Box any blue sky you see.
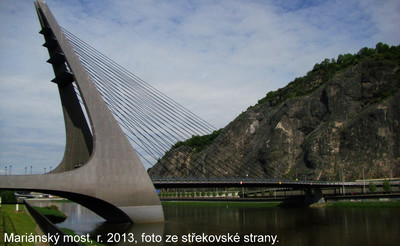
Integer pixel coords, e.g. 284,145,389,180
0,0,399,174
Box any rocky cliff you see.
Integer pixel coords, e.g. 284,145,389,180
149,44,400,181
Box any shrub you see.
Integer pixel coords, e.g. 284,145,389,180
33,206,67,224
383,180,391,193
170,129,223,153
369,182,377,193
0,190,17,203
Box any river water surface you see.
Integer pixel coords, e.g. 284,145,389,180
29,200,399,245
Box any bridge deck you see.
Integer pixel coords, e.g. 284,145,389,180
150,178,384,189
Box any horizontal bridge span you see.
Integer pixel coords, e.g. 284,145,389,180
151,178,374,189
0,186,131,223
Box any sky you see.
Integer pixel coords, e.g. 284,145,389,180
0,0,399,174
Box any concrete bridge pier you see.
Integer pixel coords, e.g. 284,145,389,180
0,160,164,224
304,188,325,206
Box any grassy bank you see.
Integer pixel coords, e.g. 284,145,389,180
33,205,67,223
0,204,45,246
162,200,281,207
326,201,400,208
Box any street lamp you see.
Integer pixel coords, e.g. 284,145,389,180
30,166,32,175
342,168,346,196
362,167,366,194
9,165,12,175
4,166,7,175
243,173,248,198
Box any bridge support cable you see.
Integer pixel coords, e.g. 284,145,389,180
74,47,210,146
63,28,214,136
62,29,230,177
80,53,203,162
68,35,215,136
75,48,199,149
67,40,174,169
82,64,179,152
78,62,175,155
62,29,218,160
62,28,268,179
147,125,267,178
70,44,185,148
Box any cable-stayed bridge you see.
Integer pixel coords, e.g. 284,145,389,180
0,0,375,225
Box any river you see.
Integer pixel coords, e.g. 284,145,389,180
28,200,399,245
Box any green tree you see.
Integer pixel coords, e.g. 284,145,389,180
0,190,17,203
358,47,374,57
321,58,331,67
369,182,377,193
170,129,223,153
383,180,391,193
261,189,266,197
376,42,390,53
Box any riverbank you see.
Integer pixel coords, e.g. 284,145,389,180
162,199,400,208
33,205,68,223
326,201,400,208
0,204,49,246
162,200,282,207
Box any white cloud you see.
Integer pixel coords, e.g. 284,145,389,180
0,0,399,172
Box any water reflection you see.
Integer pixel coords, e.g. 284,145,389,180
27,201,105,235
28,200,400,245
